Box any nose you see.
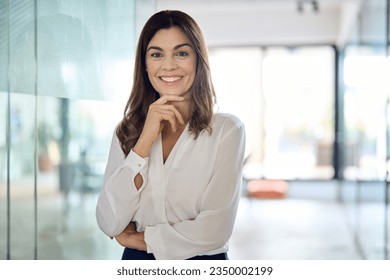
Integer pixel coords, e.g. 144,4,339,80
162,56,178,70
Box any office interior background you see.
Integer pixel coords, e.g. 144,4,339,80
1,0,389,260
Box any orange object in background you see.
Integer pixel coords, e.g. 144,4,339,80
247,180,288,199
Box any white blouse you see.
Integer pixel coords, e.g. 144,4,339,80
96,113,245,260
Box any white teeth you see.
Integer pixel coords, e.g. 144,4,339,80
160,76,181,82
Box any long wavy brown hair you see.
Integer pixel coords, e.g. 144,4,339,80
116,10,216,156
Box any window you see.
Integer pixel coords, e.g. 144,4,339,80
210,46,335,180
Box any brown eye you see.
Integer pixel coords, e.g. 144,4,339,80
176,51,188,57
150,52,163,58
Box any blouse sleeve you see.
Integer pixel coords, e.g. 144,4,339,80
96,131,149,237
144,119,246,259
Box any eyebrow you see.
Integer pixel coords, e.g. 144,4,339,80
147,43,192,52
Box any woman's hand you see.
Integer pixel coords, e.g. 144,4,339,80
133,95,184,158
142,95,184,141
115,222,147,251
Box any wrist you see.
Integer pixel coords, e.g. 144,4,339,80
133,138,153,158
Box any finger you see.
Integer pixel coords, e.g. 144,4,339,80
154,104,184,125
156,109,177,132
154,95,184,105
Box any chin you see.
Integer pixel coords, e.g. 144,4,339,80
160,91,185,97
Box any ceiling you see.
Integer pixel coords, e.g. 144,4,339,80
155,0,364,47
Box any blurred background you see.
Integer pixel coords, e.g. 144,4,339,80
0,0,389,260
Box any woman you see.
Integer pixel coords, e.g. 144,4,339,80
96,10,245,260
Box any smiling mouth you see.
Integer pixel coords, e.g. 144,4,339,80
159,76,182,83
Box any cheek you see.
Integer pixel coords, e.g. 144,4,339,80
146,64,158,83
185,61,196,78
146,71,153,82
145,60,156,74
190,64,197,82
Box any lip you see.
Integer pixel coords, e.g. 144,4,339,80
159,76,183,83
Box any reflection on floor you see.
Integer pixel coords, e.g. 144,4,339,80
230,197,360,259
1,181,366,260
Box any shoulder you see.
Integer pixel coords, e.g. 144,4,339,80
211,113,244,131
209,113,245,141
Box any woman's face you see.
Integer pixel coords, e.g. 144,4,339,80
145,26,197,99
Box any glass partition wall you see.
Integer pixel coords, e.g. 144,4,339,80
387,0,390,259
341,0,390,259
0,0,155,260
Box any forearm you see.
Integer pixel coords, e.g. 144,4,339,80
133,136,154,158
132,138,154,190
96,167,141,237
144,205,237,259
